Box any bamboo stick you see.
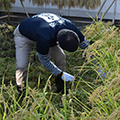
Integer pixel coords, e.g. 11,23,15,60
8,10,10,24
20,0,29,18
103,0,115,18
98,0,115,22
96,0,107,18
91,0,105,24
112,0,117,23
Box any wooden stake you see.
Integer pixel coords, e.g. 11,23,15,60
103,0,115,18
112,0,117,23
91,0,107,24
91,0,117,24
96,0,107,17
8,9,10,24
20,0,29,18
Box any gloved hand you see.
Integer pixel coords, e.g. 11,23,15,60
61,72,75,82
55,72,74,94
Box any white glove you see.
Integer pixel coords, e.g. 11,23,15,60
61,72,75,82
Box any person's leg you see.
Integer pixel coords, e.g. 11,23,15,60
49,45,66,93
49,45,66,72
14,26,35,92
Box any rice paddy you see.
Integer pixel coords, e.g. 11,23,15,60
0,19,120,119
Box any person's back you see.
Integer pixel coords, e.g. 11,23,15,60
19,13,65,42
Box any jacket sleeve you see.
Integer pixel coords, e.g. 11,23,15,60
38,53,62,76
79,38,89,50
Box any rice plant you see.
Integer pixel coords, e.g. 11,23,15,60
0,19,120,119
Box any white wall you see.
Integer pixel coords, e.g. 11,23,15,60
7,0,120,20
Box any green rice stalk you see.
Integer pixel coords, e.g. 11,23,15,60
25,63,30,97
73,95,91,113
37,74,40,89
75,69,91,90
63,78,67,120
1,76,4,96
42,94,53,119
43,74,52,94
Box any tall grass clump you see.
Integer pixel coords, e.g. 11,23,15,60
79,20,120,119
0,20,120,119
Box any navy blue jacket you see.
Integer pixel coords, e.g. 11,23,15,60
19,13,84,55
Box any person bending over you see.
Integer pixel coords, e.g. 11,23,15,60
14,13,90,94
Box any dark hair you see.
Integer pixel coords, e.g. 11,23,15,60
57,29,79,52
